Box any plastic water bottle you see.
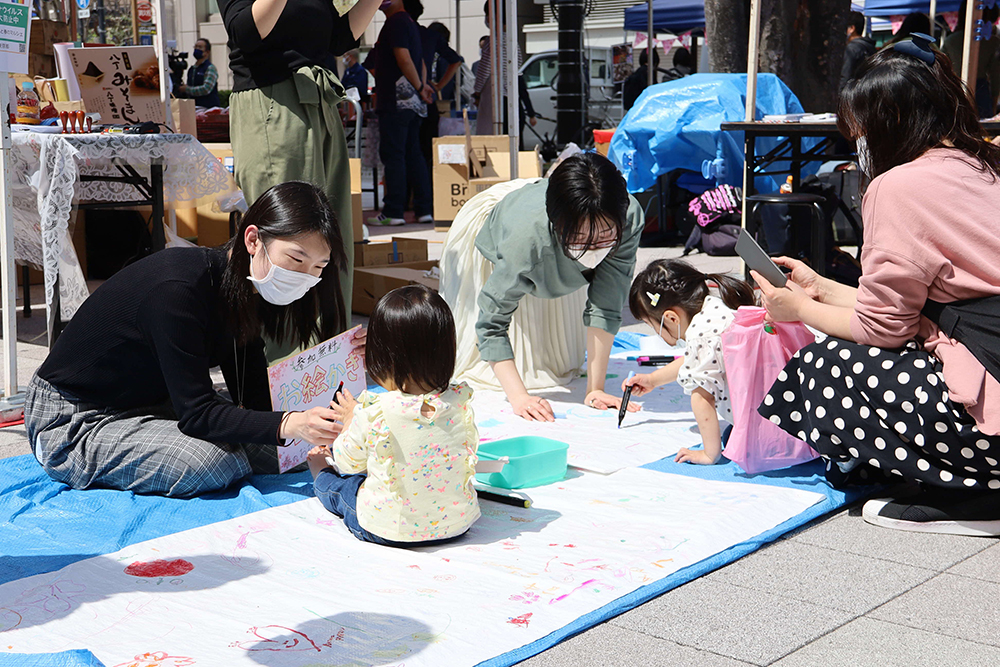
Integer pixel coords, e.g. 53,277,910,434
779,175,793,194
16,81,40,125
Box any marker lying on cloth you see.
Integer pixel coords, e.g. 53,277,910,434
618,371,636,429
476,489,532,508
637,355,675,366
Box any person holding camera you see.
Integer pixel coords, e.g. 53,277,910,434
178,38,221,108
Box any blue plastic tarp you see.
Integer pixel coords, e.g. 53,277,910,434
609,73,818,195
623,0,705,34
0,651,105,667
863,0,961,15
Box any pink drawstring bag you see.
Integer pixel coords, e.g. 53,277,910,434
720,306,819,473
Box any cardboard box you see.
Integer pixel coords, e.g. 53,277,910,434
29,53,57,79
433,149,543,223
353,260,439,316
433,134,510,166
349,158,362,193
172,98,197,137
348,157,363,243
354,237,428,267
30,20,70,56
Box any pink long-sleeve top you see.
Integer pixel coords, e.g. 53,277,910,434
849,147,1000,435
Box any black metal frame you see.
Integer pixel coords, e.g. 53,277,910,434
720,122,855,195
47,159,166,347
720,122,862,272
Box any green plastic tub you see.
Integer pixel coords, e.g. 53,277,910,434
475,436,568,489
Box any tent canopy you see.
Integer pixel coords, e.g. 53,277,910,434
623,0,705,34
861,0,961,16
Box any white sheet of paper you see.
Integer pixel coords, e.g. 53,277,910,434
0,468,822,665
471,358,705,474
267,326,365,472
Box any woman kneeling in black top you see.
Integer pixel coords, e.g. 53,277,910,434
26,181,356,497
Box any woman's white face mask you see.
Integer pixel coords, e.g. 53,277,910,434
248,242,322,306
576,246,613,269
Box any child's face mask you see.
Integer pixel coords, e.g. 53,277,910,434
656,311,686,347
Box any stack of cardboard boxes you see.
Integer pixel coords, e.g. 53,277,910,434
352,125,543,313
352,237,438,316
28,19,68,79
431,131,542,228
184,132,538,316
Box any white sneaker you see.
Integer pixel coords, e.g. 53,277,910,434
417,214,434,224
369,213,406,226
863,492,1000,536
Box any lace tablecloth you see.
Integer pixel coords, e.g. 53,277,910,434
8,133,239,320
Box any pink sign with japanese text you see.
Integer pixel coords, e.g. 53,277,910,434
267,326,366,472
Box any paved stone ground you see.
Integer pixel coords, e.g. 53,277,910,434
4,224,999,666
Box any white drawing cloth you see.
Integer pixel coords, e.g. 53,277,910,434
440,178,588,391
334,384,481,542
0,468,822,666
471,357,703,474
677,295,736,422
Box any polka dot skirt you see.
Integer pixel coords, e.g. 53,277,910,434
758,337,1000,491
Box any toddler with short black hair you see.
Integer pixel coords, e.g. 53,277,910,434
307,285,480,546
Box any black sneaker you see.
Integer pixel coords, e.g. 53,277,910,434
863,491,1000,537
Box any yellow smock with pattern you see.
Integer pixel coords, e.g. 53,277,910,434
332,383,481,542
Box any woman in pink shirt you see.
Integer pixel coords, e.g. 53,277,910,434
755,35,1000,536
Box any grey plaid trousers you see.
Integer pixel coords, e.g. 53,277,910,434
25,374,280,498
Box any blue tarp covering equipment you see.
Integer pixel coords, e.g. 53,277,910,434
609,73,818,195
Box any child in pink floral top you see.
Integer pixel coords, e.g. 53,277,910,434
307,285,480,546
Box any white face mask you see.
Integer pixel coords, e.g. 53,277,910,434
657,311,686,346
856,136,871,176
247,242,322,306
575,246,613,270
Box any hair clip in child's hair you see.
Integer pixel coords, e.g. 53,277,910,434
646,291,661,307
893,32,936,65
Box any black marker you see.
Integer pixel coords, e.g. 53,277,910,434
331,381,345,405
477,489,532,508
637,355,675,366
618,371,635,429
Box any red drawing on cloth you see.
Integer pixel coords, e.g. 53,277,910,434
112,651,195,667
232,625,322,652
123,559,194,578
507,613,533,628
